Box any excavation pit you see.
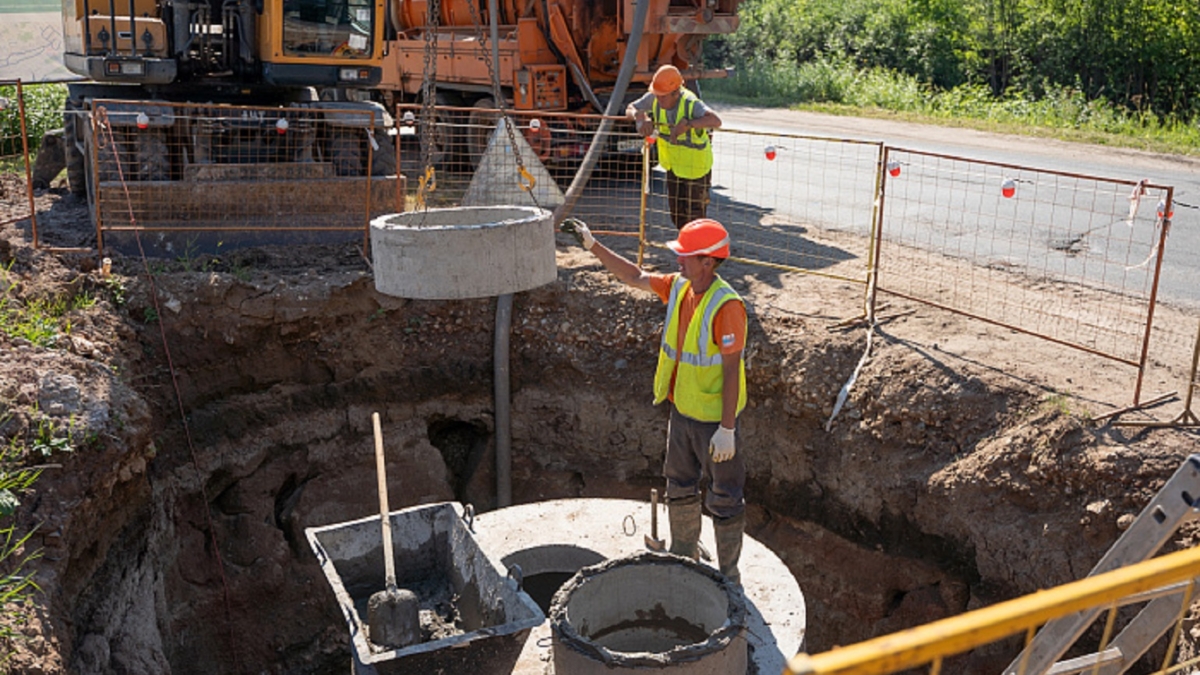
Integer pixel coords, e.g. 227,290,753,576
370,205,556,299
549,552,748,674
305,502,543,675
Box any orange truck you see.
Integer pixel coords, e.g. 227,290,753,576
376,0,742,161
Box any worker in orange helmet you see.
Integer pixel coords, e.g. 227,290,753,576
626,64,723,230
560,216,748,585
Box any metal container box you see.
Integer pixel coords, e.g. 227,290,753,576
306,502,544,674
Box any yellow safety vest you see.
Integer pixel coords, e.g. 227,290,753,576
652,88,714,180
653,275,747,422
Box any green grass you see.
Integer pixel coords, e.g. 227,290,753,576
0,419,44,646
706,57,1200,156
0,262,96,349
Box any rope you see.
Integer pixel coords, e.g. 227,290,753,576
93,107,242,672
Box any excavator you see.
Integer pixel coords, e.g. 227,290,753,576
60,0,393,223
58,0,740,222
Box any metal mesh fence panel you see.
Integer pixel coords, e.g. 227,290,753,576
88,100,396,250
643,130,883,285
397,105,645,235
0,80,36,231
875,147,1173,400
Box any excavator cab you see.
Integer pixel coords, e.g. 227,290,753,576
61,0,386,87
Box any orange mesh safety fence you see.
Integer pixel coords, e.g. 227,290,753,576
86,99,397,252
649,129,884,286
874,147,1179,407
395,104,646,234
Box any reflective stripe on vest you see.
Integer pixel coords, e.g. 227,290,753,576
653,275,747,422
651,88,713,180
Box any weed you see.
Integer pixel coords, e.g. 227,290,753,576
1042,392,1072,416
176,237,203,272
0,263,101,349
103,276,127,307
0,431,44,642
229,261,252,282
30,417,73,458
142,307,159,325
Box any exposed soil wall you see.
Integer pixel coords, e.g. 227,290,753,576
2,220,1198,674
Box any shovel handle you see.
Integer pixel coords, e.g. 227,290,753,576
374,412,397,592
650,488,659,540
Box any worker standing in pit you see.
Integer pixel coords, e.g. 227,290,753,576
626,65,723,230
560,217,748,585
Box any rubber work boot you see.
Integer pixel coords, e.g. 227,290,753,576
714,512,745,586
668,494,702,560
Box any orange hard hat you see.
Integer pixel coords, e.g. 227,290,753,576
650,64,684,97
668,218,730,258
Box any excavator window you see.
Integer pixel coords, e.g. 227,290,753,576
282,0,374,58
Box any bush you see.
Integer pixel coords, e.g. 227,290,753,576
0,83,67,157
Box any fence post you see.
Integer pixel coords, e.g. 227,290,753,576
637,138,649,267
1134,186,1174,406
16,81,40,248
866,144,890,324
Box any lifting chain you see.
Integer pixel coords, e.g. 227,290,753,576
416,0,441,210
463,0,540,202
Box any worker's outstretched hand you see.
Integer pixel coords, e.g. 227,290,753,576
560,218,595,251
710,426,736,463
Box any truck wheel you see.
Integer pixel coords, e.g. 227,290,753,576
63,104,87,197
371,133,397,176
331,132,363,176
136,129,169,181
467,98,499,168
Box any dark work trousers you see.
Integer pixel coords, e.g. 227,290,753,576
663,405,745,519
666,170,713,230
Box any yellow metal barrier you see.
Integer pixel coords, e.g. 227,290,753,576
786,545,1200,675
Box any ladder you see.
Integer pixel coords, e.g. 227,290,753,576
1004,455,1200,675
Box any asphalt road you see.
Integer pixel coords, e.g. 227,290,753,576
717,105,1200,307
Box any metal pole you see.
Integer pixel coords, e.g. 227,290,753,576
17,81,39,248
495,292,513,507
488,0,501,95
867,145,890,324
637,139,648,267
364,110,374,256
1134,186,1174,406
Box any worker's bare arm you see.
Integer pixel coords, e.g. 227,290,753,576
560,218,654,292
589,241,655,293
692,109,722,130
719,348,742,430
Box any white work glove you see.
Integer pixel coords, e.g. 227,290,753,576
709,426,736,463
559,218,595,251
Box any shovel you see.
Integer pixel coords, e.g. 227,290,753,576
644,488,665,551
367,412,420,649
